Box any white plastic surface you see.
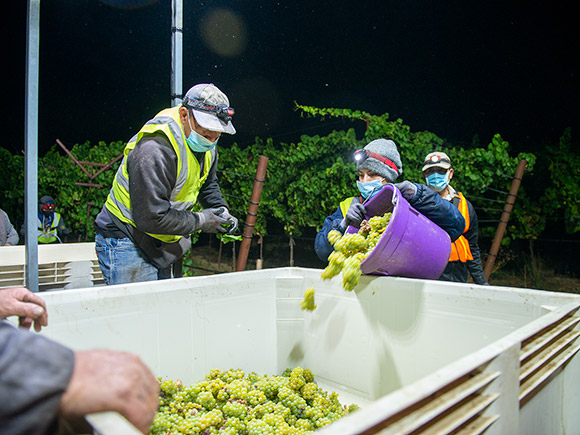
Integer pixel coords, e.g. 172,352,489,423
0,242,103,290
36,267,580,434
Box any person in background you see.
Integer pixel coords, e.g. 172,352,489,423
20,195,71,244
94,83,239,285
0,286,159,434
0,207,19,246
315,139,465,262
422,152,488,285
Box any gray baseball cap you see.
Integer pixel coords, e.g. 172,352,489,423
182,83,236,134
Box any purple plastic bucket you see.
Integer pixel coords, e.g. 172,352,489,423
346,185,451,279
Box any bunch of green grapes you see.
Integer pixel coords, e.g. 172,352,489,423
301,287,317,311
320,250,345,281
151,367,358,435
361,214,391,255
321,212,392,292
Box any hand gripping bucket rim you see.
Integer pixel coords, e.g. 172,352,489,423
346,184,451,279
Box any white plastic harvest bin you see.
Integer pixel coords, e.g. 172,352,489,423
37,267,580,434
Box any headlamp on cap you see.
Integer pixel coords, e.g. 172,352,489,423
185,99,235,123
354,149,399,175
427,154,450,165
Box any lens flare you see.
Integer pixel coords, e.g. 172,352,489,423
200,8,247,58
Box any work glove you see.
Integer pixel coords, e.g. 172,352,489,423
341,202,367,229
395,181,418,201
194,208,230,233
221,208,239,234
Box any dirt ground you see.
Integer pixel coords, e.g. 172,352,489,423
488,269,580,294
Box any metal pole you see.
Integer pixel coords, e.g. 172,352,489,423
171,0,183,107
25,0,40,292
483,159,528,281
169,0,184,277
236,156,269,271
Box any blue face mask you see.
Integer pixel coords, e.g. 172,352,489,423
357,179,384,200
185,115,219,152
426,172,450,192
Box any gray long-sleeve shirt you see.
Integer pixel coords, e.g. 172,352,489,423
0,209,19,246
0,320,74,434
94,133,228,269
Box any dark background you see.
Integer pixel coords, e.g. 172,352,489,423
4,0,579,156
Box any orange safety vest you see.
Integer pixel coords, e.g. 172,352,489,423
449,192,473,262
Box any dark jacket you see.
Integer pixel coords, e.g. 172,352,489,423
94,133,227,269
314,183,465,262
439,191,488,285
0,320,74,435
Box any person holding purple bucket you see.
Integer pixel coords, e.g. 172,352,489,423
314,139,465,263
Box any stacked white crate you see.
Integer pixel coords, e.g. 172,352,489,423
0,243,104,290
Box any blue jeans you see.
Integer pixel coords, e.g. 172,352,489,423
95,234,171,285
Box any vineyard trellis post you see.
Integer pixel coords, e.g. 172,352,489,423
483,159,528,280
236,156,269,271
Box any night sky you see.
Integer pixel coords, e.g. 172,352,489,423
4,1,579,156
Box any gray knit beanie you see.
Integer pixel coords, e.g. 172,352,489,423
356,139,403,182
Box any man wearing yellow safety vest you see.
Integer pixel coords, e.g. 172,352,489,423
314,139,466,263
33,196,70,244
94,83,239,285
422,152,488,285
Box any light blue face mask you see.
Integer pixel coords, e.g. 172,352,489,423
426,172,450,192
186,115,219,152
357,179,384,200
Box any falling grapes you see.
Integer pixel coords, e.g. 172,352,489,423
301,287,317,311
301,212,391,312
151,367,359,434
322,212,391,292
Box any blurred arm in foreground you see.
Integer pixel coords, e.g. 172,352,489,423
0,286,159,434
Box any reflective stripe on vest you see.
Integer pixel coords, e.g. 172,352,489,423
38,213,60,244
449,192,473,262
339,197,355,217
104,106,214,243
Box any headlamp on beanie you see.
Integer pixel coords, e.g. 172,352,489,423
354,149,399,175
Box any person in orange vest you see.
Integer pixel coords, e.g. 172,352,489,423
422,152,488,285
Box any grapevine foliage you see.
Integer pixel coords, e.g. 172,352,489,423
0,110,577,263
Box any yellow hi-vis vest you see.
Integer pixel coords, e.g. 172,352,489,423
339,197,356,217
104,106,214,244
38,213,61,244
449,191,473,262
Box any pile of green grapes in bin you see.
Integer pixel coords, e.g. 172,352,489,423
150,367,358,435
321,212,391,291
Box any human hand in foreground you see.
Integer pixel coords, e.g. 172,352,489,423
221,208,239,234
194,208,231,233
395,181,418,201
0,286,48,332
59,350,160,434
342,202,367,229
